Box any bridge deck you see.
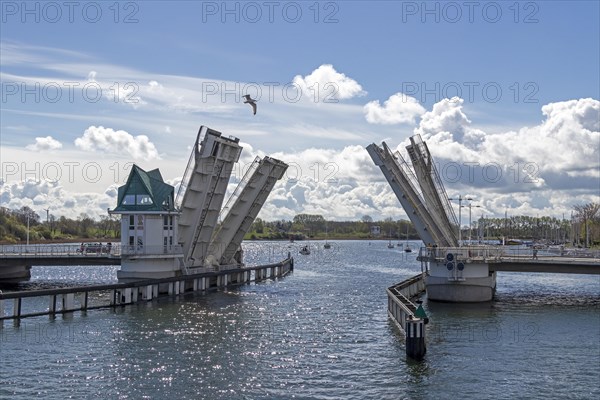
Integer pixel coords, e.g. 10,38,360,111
0,244,121,267
418,246,600,275
491,256,600,274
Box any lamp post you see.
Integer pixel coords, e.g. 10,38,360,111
448,195,473,247
467,202,481,242
26,213,30,246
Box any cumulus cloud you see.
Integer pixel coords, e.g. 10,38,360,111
74,126,160,160
0,179,118,220
26,136,63,152
410,97,599,178
292,64,366,102
364,92,426,125
381,97,600,217
233,144,401,221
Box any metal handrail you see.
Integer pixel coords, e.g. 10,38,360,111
121,245,184,256
219,156,261,221
417,246,600,263
175,126,207,209
0,243,121,258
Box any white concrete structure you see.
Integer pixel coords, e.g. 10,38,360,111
177,126,242,268
419,247,497,302
208,156,288,266
368,136,495,302
110,165,184,281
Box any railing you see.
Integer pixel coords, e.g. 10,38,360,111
219,156,261,221
0,244,121,258
386,273,428,360
120,245,184,257
411,134,459,229
175,126,207,209
417,246,600,264
393,149,427,208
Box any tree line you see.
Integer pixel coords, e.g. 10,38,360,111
0,206,119,243
1,203,598,247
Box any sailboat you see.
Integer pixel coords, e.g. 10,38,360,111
324,222,331,249
300,229,311,255
387,227,395,249
404,223,413,253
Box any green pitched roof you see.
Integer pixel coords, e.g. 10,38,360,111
113,165,175,212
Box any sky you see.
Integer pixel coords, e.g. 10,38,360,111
1,0,599,225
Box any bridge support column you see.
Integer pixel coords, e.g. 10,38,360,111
122,288,133,304
49,295,57,315
62,293,75,311
406,318,426,361
13,298,21,318
0,299,4,319
142,285,153,300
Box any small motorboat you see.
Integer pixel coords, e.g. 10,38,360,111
299,245,311,255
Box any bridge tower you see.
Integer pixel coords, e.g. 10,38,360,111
110,165,183,281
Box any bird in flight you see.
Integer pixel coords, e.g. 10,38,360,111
243,95,257,115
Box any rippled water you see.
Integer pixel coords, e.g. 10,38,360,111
1,240,599,399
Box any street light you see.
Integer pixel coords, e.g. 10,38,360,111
448,195,473,247
467,202,481,242
26,213,30,246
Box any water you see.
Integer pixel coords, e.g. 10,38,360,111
1,240,599,399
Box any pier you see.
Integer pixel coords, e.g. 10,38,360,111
386,273,427,360
0,256,293,321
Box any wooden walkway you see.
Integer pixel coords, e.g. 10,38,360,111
0,257,293,321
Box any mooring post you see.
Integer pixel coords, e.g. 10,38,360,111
49,295,57,315
13,297,22,318
0,298,4,319
405,317,426,360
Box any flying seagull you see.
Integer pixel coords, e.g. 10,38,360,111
243,95,257,115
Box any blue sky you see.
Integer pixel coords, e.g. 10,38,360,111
1,1,599,222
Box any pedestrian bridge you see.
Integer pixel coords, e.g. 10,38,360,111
0,244,123,281
417,246,600,275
